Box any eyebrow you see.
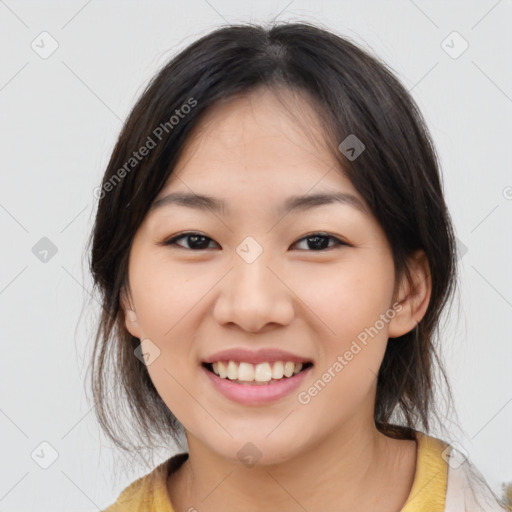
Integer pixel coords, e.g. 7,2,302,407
149,191,368,216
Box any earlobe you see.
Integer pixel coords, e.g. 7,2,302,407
387,250,431,339
126,310,137,323
120,287,141,339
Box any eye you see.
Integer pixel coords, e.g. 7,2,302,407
291,232,347,251
162,231,347,252
163,232,219,250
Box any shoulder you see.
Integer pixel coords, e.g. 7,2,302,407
100,452,189,512
402,431,506,511
444,451,507,512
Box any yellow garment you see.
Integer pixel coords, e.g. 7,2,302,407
401,432,448,511
101,431,448,511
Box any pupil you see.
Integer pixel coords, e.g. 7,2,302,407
189,235,209,249
308,236,328,250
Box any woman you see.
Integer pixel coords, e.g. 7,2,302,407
88,22,506,511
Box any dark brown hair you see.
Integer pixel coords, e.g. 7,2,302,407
86,21,458,461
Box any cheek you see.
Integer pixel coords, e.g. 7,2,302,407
295,269,391,420
146,356,190,412
128,256,213,406
130,255,215,338
296,257,394,399
303,261,394,342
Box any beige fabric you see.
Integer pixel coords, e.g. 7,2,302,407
444,455,506,511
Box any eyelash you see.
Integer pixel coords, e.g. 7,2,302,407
162,231,348,252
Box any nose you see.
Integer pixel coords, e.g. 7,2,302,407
212,251,295,333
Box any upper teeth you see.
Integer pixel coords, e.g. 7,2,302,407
211,361,304,382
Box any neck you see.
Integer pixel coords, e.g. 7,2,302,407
168,419,417,512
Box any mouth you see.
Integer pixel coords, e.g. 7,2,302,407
201,360,314,386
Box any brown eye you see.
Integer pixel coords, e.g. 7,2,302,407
164,232,219,250
162,231,348,252
292,233,347,251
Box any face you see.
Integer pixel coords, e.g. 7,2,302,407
122,87,415,465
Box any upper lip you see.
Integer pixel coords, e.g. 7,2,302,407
203,348,312,365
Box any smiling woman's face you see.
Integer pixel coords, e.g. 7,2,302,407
121,87,425,465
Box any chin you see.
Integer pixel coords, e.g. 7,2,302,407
208,435,307,468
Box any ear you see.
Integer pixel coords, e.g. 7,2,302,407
388,249,431,338
120,286,141,339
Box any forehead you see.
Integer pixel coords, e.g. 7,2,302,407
162,88,360,203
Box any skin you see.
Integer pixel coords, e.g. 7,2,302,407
121,86,432,512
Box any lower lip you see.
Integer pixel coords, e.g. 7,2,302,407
202,365,312,405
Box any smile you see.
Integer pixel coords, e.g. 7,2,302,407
201,361,314,405
203,360,313,384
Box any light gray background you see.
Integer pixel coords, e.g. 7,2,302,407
0,0,511,510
